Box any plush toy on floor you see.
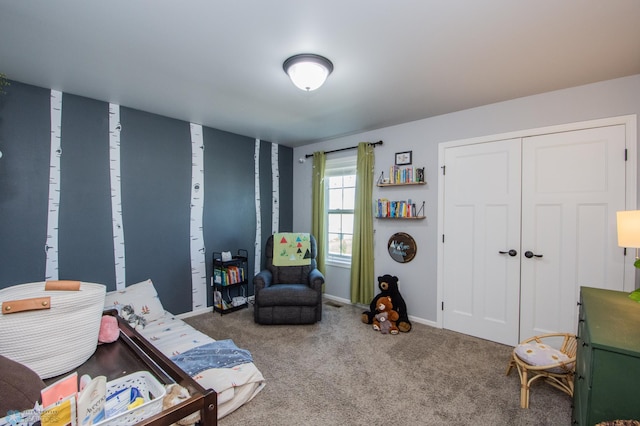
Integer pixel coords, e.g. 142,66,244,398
362,274,412,332
162,384,201,426
373,296,399,335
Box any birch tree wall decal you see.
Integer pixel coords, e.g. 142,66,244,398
45,89,63,280
109,103,126,289
190,123,207,310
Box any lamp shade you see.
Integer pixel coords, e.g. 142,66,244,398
616,210,640,248
283,54,333,91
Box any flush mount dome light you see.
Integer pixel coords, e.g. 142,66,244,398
283,54,334,91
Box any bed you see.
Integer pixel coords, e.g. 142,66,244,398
104,279,265,420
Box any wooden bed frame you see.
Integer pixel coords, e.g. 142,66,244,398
117,314,217,425
47,311,217,425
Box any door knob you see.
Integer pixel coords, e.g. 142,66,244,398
498,249,518,257
524,251,543,259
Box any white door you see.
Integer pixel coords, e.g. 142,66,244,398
519,125,627,339
442,139,522,346
442,124,628,346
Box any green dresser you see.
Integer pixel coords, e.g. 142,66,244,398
573,287,640,425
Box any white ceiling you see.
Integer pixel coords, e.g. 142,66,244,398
1,1,639,147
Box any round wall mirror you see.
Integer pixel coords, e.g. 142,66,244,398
387,232,417,263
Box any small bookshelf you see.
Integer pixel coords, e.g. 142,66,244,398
212,249,249,315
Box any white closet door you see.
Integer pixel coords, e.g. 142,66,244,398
519,125,627,339
442,139,522,346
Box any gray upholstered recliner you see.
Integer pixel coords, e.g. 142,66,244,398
253,234,324,324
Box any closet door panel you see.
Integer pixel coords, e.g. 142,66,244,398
442,139,522,346
520,125,627,339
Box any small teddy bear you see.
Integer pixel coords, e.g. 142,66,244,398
372,296,399,335
375,310,393,334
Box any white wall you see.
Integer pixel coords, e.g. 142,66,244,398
293,74,640,325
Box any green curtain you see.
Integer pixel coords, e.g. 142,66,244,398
311,151,326,275
350,142,375,304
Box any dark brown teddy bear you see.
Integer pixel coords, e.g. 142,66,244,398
362,274,412,332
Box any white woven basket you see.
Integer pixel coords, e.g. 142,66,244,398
96,371,166,426
0,281,106,379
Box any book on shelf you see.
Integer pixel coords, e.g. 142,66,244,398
386,166,425,184
374,198,419,218
213,265,246,285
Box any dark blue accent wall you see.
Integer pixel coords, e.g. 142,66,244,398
203,128,258,303
279,146,293,232
58,94,115,285
119,108,193,312
0,81,293,315
0,82,50,285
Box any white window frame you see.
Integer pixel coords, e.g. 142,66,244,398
325,155,357,266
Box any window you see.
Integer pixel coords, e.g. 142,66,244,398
325,156,356,263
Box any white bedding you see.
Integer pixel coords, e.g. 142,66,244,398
139,312,265,417
104,280,265,419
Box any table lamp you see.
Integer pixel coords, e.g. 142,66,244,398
617,210,640,263
617,210,640,301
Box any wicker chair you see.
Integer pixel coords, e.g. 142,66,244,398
506,332,577,408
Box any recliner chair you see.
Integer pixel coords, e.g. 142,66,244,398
253,234,324,324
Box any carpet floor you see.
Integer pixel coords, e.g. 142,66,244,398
184,300,572,426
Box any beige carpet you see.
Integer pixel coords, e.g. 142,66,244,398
184,300,571,426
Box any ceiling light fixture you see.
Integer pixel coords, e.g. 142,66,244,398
283,54,334,91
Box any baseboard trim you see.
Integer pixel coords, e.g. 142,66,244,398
176,297,439,328
408,315,438,328
322,294,353,306
322,295,438,329
176,306,211,319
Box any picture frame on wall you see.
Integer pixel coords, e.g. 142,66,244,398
395,151,412,165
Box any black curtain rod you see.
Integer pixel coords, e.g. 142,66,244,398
304,140,383,158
